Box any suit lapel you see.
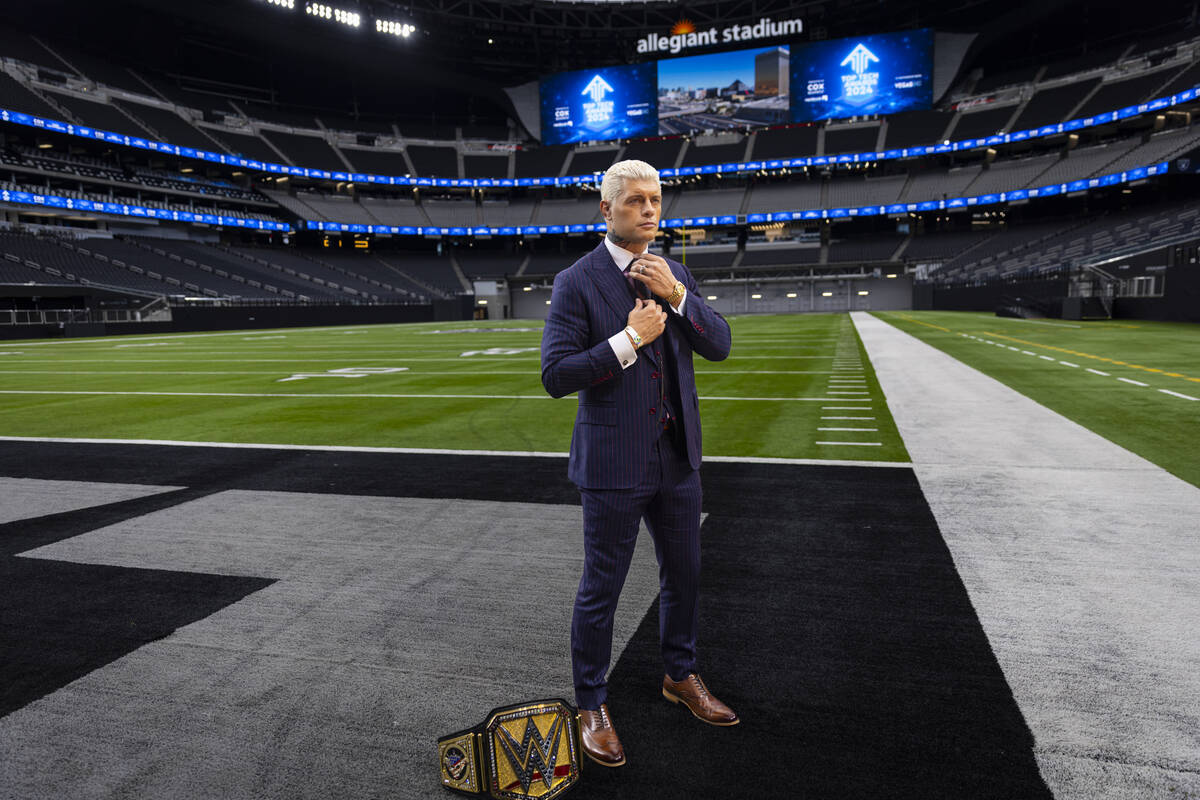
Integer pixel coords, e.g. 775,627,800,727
585,242,659,367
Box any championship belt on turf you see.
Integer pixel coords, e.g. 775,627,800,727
438,698,583,799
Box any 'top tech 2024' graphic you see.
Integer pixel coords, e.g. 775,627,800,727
791,28,933,122
540,63,658,146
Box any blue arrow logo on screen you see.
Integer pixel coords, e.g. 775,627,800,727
841,44,879,77
582,75,615,103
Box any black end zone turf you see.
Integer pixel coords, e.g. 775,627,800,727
579,463,1052,799
0,443,1051,797
1,488,274,718
1,558,273,718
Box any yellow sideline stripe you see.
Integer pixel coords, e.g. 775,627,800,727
893,314,951,332
982,331,1200,383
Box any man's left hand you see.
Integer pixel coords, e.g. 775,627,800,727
628,254,682,305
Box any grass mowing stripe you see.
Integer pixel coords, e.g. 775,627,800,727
0,313,909,462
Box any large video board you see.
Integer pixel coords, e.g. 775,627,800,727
791,28,933,122
540,63,657,146
657,45,790,135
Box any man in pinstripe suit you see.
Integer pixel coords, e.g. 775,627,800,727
541,160,737,768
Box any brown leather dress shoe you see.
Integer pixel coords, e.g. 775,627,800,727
579,704,626,767
662,673,740,726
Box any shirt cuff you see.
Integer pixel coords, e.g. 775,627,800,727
608,329,638,369
670,288,687,315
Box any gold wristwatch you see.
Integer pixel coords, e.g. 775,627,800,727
667,281,685,306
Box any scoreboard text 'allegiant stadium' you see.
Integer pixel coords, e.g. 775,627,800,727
636,18,804,56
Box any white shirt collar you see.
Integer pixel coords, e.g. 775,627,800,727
603,236,648,272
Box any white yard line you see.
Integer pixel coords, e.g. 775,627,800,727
0,436,909,468
0,369,841,377
817,427,878,432
0,390,875,403
814,441,882,446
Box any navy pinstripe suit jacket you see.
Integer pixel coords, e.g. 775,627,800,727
541,242,732,489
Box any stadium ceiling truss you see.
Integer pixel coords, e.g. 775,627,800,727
386,0,811,32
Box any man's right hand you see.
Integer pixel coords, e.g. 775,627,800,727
627,298,667,348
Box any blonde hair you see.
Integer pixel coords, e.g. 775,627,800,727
600,159,661,207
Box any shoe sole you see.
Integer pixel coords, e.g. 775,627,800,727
661,688,740,726
583,749,626,768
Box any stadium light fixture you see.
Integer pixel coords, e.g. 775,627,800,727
885,273,897,278
306,2,360,27
786,292,797,298
751,294,762,299
376,19,416,36
523,286,532,291
265,0,295,7
821,291,833,297
706,295,717,300
858,291,869,296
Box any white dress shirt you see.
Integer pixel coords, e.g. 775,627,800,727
603,237,687,370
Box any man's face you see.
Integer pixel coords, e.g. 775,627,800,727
601,178,661,249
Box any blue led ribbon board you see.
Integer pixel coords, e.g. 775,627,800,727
791,28,933,122
540,63,657,145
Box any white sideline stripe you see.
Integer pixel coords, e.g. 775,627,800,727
1160,389,1200,401
1059,361,1079,368
816,441,883,446
1086,368,1110,376
818,427,879,432
1021,351,1036,356
1007,346,1021,351
0,390,872,402
1039,355,1056,361
822,416,875,420
828,391,870,394
0,436,910,468
1117,377,1149,387
822,405,872,409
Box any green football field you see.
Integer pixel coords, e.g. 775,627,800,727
874,310,1200,488
0,314,908,462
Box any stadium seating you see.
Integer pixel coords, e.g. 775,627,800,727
824,125,881,156
1,19,1197,310
372,251,462,296
515,146,570,178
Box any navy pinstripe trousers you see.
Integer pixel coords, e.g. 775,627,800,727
571,432,702,711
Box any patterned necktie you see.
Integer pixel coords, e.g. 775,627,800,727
624,264,649,300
